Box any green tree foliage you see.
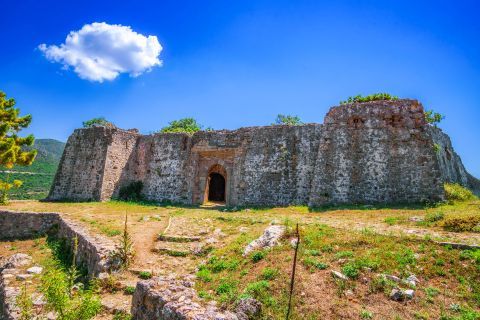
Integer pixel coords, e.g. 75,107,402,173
82,117,114,128
160,118,205,134
424,110,445,126
0,91,37,204
340,93,399,105
273,114,303,126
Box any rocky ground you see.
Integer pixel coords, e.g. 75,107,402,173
0,199,479,319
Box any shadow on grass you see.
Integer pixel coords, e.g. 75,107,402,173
308,202,438,213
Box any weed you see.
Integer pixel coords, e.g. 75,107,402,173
395,248,416,267
124,286,136,295
245,280,270,299
138,271,152,279
341,262,360,279
360,309,374,319
251,251,266,263
111,212,135,270
261,267,278,280
197,268,213,282
41,262,101,320
16,283,33,320
302,257,328,271
335,251,354,259
384,217,399,226
113,311,132,320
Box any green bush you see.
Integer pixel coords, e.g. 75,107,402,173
82,117,114,128
251,251,266,263
424,110,445,126
444,183,476,202
119,181,144,201
442,215,480,232
124,286,136,295
160,118,207,134
341,263,360,279
272,114,303,126
340,93,398,105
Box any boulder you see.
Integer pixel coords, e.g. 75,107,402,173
235,298,262,320
331,270,348,281
27,266,43,275
243,225,285,256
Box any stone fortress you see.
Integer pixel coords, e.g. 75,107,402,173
47,99,479,206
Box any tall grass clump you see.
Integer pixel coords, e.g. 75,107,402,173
444,183,476,202
41,236,102,320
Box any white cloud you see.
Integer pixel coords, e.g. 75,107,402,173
39,22,163,82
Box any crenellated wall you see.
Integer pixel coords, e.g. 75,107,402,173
48,99,478,206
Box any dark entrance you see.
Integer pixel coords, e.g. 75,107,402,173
208,173,225,202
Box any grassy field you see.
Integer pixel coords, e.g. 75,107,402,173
1,196,479,319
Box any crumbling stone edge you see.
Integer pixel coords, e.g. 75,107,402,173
0,210,119,278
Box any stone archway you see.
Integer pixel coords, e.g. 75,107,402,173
204,164,227,204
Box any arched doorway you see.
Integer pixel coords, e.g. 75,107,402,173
204,164,227,204
208,173,225,202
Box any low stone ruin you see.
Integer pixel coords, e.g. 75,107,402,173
131,276,238,320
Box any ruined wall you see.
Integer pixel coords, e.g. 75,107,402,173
49,99,476,206
0,211,59,240
47,127,112,201
428,127,469,186
0,211,118,277
309,100,444,206
117,133,194,204
225,124,322,206
101,130,139,200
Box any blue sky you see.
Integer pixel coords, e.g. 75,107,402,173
1,0,479,176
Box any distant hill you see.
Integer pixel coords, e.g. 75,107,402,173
0,139,66,200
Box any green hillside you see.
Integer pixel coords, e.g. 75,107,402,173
0,139,66,200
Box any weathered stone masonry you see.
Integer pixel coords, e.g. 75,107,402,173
47,99,478,206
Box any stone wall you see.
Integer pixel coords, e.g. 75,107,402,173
0,211,59,240
102,130,139,200
56,217,119,276
47,127,112,201
0,211,118,277
49,99,478,206
309,100,444,206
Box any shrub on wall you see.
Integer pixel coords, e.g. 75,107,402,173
339,93,399,105
159,118,207,134
272,114,303,126
118,181,144,201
